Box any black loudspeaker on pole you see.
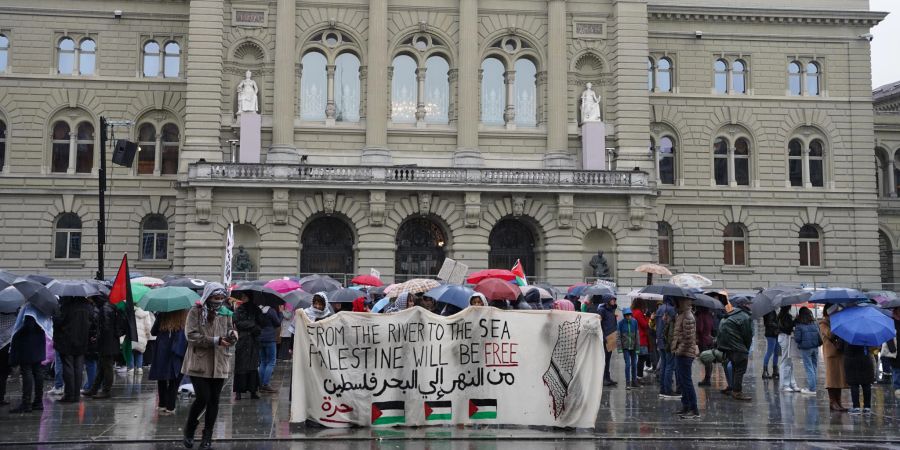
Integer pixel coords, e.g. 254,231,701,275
97,117,107,281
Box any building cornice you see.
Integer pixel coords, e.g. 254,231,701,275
647,5,887,27
0,5,188,21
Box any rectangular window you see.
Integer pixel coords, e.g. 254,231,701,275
137,145,155,174
714,158,728,186
799,242,809,267
810,160,824,187
733,241,745,265
789,160,803,187
735,159,749,186
658,239,671,265
69,232,81,259
54,231,68,258
659,157,675,185
76,143,92,173
52,143,69,172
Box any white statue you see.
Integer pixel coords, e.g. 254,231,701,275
580,82,602,122
237,70,259,113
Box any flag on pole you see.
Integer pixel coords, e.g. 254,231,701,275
511,259,527,287
109,254,138,365
223,223,234,285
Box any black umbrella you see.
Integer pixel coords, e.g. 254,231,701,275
284,290,313,309
692,293,726,311
582,285,616,298
639,283,694,299
749,286,800,319
535,283,560,300
230,285,285,308
0,286,26,313
326,288,365,304
164,277,208,292
13,280,59,316
0,270,19,284
300,275,341,294
368,285,388,297
47,280,102,298
25,274,55,285
86,279,111,297
882,298,900,309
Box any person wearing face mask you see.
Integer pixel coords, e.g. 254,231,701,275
181,283,236,450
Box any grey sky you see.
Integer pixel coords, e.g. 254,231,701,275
871,0,899,88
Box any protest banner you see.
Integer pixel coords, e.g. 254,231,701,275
290,306,605,428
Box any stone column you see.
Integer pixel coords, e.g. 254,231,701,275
325,64,337,126
362,0,392,165
544,0,572,168
153,133,162,175
180,0,227,171
268,0,301,163
728,145,736,187
503,70,516,128
888,164,897,198
415,67,427,126
802,147,811,188
453,0,482,167
610,0,652,173
67,132,76,175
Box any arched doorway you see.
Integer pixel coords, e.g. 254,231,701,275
232,224,260,280
394,217,447,282
489,219,535,276
300,217,354,276
582,228,616,282
879,230,894,288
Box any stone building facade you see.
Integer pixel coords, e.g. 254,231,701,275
875,80,900,289
0,0,888,290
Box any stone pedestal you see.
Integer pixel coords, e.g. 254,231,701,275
238,112,261,163
582,121,606,170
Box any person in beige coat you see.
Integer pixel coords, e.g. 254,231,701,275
819,308,847,411
672,297,699,419
182,283,235,450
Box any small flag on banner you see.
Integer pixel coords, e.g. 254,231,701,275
424,400,452,421
468,399,497,420
223,223,234,285
371,401,405,425
511,259,527,287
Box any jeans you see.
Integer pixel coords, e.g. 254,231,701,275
659,350,675,395
54,353,64,389
127,351,144,369
19,363,44,406
849,384,871,409
798,347,818,391
675,355,697,410
763,336,780,370
185,377,226,439
61,354,85,401
258,342,277,386
82,358,97,390
157,375,183,411
727,352,749,393
778,334,798,389
623,350,638,383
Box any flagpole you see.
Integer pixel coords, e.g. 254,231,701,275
96,117,108,281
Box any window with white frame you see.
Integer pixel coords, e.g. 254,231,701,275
788,59,823,96
480,35,541,127
658,221,673,265
58,36,97,75
79,39,96,75
713,135,751,187
390,33,451,126
713,57,748,94
58,37,75,74
54,213,82,259
787,131,827,188
299,30,361,124
648,56,673,92
651,126,678,185
141,214,169,260
723,223,747,266
49,113,95,174
481,57,505,125
144,40,180,78
798,224,822,267
0,34,8,73
135,118,180,176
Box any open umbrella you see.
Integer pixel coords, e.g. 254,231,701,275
520,285,553,301
265,279,302,294
639,283,694,299
392,279,441,297
47,280,102,298
350,275,383,287
808,288,868,305
231,285,285,308
368,285,390,297
130,282,151,303
425,284,475,310
474,278,520,302
581,284,616,299
466,269,516,284
750,286,802,319
692,293,726,311
882,298,900,309
326,288,365,304
139,286,200,313
535,283,560,300
24,274,55,285
284,289,313,309
299,275,341,294
132,276,165,287
634,263,672,286
830,305,896,346
567,283,589,298
670,274,713,289
628,289,663,302
164,277,208,292
13,280,59,316
0,270,19,284
0,286,26,313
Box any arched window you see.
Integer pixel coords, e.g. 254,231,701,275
714,59,728,94
658,136,676,185
723,223,746,266
809,139,824,187
163,42,180,78
51,121,70,173
161,124,179,175
657,57,673,92
806,62,820,96
514,58,537,126
79,39,96,75
713,137,728,186
789,139,803,187
895,149,900,197
733,60,746,94
395,217,447,282
334,52,360,122
143,41,160,77
75,121,94,173
788,61,802,96
137,123,156,175
734,138,750,186
0,34,8,73
647,58,655,91
798,225,821,267
658,221,673,265
489,219,536,277
788,134,827,188
0,119,6,172
54,213,82,259
391,54,417,123
300,51,327,120
300,217,355,275
58,38,75,75
879,230,894,287
141,215,169,260
480,57,505,125
424,56,449,124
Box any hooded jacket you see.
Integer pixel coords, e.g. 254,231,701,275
671,305,698,358
716,308,753,354
131,307,155,353
598,302,618,338
53,297,98,356
181,282,234,379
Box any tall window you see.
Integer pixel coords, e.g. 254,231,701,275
0,120,6,172
481,57,505,125
58,38,75,74
658,136,676,185
163,42,180,78
137,124,156,175
714,59,728,94
723,223,746,266
79,39,96,75
809,139,824,187
788,61,802,96
806,62,820,96
713,137,728,186
658,222,673,265
714,136,751,187
0,34,8,73
714,58,748,94
481,35,541,127
789,139,803,187
789,60,822,96
788,134,827,188
649,56,674,92
798,225,821,267
424,56,449,124
51,121,70,173
75,122,94,173
299,31,362,124
733,60,746,94
514,59,537,127
391,54,417,123
143,41,160,77
141,215,168,260
161,123,179,175
334,52,360,122
300,51,327,120
54,213,82,259
734,138,750,186
143,41,181,78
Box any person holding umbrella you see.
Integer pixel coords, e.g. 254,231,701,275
819,307,848,411
716,296,754,401
890,308,900,399
232,298,263,400
793,307,822,395
762,310,780,380
654,296,678,399
149,309,189,414
8,305,50,413
53,296,98,403
776,306,801,393
257,299,282,394
672,297,699,418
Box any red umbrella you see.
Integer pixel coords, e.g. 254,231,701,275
474,278,520,302
351,274,384,287
466,269,516,284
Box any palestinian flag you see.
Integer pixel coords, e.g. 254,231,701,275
468,399,497,420
371,401,405,426
424,400,452,421
109,254,138,365
511,259,527,287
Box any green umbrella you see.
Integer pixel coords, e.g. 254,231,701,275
130,282,151,303
139,286,199,312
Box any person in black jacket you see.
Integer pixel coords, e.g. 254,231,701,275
53,296,98,403
762,310,780,379
232,301,263,400
257,302,283,393
597,296,618,387
9,312,47,413
84,296,125,399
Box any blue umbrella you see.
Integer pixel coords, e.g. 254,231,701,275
830,305,896,346
424,284,474,310
809,288,868,305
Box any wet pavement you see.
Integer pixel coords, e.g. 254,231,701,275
0,339,898,449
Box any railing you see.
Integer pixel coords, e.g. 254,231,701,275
189,162,650,190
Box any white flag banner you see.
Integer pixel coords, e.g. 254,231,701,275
290,307,605,428
223,223,234,285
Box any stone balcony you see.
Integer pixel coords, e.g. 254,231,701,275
185,162,653,194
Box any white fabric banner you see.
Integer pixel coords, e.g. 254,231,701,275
290,307,605,428
223,223,234,285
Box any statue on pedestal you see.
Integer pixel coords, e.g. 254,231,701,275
580,82,602,123
589,250,611,279
237,70,259,113
233,245,253,273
